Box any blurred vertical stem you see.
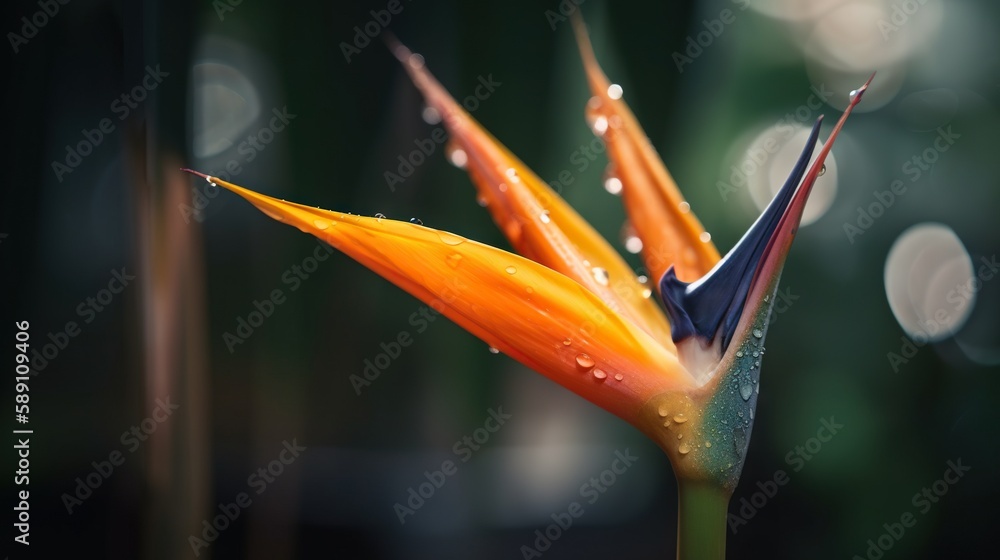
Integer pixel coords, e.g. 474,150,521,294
125,1,208,558
676,481,730,560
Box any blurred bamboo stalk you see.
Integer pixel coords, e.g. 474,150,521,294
125,1,210,558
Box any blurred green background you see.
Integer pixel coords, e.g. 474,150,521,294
4,0,999,558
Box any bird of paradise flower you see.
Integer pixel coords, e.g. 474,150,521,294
185,18,870,559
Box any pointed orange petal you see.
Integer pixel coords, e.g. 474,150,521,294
572,17,720,284
186,171,696,421
390,42,676,353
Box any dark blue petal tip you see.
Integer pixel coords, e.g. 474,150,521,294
660,116,825,352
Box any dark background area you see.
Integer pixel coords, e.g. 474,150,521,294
3,0,999,558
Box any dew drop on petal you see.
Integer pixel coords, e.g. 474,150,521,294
505,168,519,182
699,231,712,243
488,346,500,354
614,373,624,381
604,177,623,195
637,275,648,284
575,353,595,369
422,106,441,125
409,218,423,225
607,83,623,100
673,413,688,424
562,338,572,346
658,403,669,417
819,164,827,176
592,369,607,380
498,183,508,193
678,201,691,214
539,210,551,224
313,219,330,230
705,441,712,448
591,267,610,286
446,144,468,169
438,232,465,246
591,116,609,136
641,288,652,299
740,384,753,401
753,328,763,339
505,265,517,275
476,194,489,207
678,443,691,455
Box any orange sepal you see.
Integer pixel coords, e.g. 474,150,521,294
572,17,720,284
184,170,697,421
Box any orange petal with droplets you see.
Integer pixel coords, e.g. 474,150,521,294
183,170,697,421
572,17,720,284
390,41,676,353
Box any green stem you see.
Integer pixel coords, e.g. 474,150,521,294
676,481,731,560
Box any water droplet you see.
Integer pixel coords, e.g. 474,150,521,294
505,265,517,275
422,106,441,125
699,231,712,243
819,164,827,176
849,89,859,100
488,346,500,354
591,115,609,136
756,383,760,394
673,413,688,424
607,83,623,100
604,177,623,195
678,443,691,455
313,219,330,230
539,210,551,224
446,145,468,169
763,294,770,303
752,350,759,358
407,53,425,69
614,373,624,381
476,194,489,207
592,369,607,380
562,338,572,346
438,232,465,246
261,209,285,222
621,222,643,254
749,408,754,420
740,384,753,401
677,433,684,439
736,350,744,358
409,218,423,225
575,353,595,369
446,253,462,268
591,267,610,286
637,275,648,284
678,201,691,214
498,183,508,193
375,212,387,221
705,441,712,448
505,168,520,182
657,403,669,417
752,329,763,339
641,288,652,299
